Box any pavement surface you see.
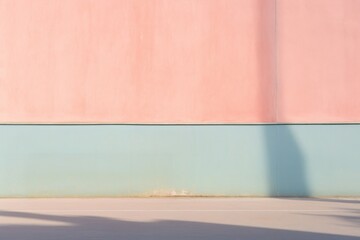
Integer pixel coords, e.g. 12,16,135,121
0,198,359,239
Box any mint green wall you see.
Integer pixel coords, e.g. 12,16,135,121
0,125,359,197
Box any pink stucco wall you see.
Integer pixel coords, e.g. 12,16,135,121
0,0,275,123
277,0,360,122
0,0,359,123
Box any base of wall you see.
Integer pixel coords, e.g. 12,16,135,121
1,124,359,197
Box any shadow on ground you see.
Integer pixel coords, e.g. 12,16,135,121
0,210,358,240
301,208,360,228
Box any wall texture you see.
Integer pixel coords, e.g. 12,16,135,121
0,0,359,197
277,0,360,122
0,125,359,197
1,0,359,123
0,0,276,123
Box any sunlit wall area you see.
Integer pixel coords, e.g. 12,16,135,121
0,125,359,197
0,0,359,196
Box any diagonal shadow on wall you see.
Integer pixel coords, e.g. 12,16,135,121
264,125,310,197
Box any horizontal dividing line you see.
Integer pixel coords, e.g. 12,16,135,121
0,209,346,212
1,123,360,126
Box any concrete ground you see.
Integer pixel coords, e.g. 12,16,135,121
0,198,359,239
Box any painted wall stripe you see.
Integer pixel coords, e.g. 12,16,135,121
1,124,359,197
